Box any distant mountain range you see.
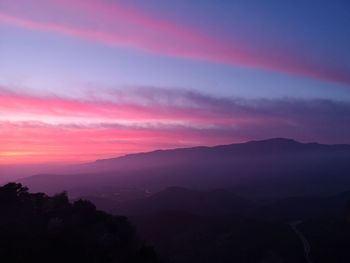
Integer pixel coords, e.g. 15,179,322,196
17,138,350,200
10,138,350,263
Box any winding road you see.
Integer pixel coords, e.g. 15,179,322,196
289,221,313,263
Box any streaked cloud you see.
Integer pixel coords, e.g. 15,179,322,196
1,0,349,85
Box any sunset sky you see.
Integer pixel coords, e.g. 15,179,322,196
1,0,350,164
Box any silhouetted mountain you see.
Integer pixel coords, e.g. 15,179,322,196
18,138,350,200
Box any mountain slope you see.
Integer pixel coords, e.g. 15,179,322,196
18,138,350,199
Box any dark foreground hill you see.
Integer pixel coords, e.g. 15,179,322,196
3,182,350,263
0,183,308,263
19,138,350,200
0,183,158,263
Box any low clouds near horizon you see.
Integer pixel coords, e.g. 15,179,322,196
1,85,350,164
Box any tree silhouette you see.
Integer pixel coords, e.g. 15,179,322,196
0,183,159,263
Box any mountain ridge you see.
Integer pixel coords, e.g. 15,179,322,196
93,137,350,164
16,138,350,199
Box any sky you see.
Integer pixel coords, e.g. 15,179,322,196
1,0,350,164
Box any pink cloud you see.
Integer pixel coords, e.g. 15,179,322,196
1,0,349,85
1,86,350,164
0,121,246,164
0,87,263,126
